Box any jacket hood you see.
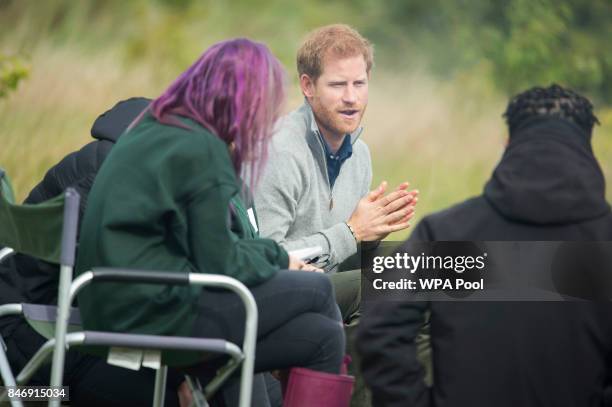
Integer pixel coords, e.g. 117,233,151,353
484,117,610,225
90,97,151,142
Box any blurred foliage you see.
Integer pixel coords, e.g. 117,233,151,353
1,0,610,102
0,55,29,98
363,0,612,103
0,0,363,84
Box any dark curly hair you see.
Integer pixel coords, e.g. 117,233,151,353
503,84,600,134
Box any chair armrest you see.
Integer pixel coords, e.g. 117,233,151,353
0,247,15,264
69,269,251,308
90,268,190,285
59,189,80,267
66,268,258,406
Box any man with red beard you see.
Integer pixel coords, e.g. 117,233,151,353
254,24,418,406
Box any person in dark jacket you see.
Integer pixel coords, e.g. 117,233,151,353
0,97,151,308
357,84,612,407
0,97,192,406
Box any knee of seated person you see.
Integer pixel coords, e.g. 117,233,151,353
298,271,334,299
322,318,346,372
318,313,345,350
313,272,335,299
315,273,341,315
297,313,345,374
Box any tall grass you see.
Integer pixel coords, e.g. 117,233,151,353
0,44,164,199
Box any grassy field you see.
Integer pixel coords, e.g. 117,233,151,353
1,5,611,241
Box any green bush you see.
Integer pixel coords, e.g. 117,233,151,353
0,55,29,98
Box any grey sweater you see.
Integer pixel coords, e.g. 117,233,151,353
254,102,372,272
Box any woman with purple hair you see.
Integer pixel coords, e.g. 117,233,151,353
74,39,345,405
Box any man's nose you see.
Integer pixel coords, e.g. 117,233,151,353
342,85,357,104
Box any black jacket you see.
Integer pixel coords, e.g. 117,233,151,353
359,117,612,407
0,98,150,317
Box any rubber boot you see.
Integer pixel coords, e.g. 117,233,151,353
282,366,354,407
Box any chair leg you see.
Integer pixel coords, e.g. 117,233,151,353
49,264,74,407
153,365,168,407
185,375,208,407
238,353,255,407
0,344,24,407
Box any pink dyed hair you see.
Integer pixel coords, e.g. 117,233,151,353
147,38,286,188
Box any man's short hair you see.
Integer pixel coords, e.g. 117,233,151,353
503,84,600,134
297,24,374,81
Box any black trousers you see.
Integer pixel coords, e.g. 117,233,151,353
189,270,345,406
190,270,345,374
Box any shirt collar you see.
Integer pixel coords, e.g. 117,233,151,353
321,132,353,160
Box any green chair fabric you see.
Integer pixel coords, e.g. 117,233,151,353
0,167,79,407
0,170,65,264
21,303,83,340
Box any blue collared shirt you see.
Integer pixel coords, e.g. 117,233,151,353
320,134,353,188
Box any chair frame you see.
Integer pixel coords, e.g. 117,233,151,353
0,169,258,407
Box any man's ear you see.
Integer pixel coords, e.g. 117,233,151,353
300,74,316,99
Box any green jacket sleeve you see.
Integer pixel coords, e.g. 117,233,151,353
186,182,289,286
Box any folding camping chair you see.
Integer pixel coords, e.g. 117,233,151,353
0,168,258,407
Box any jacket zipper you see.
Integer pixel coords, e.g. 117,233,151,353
315,132,345,211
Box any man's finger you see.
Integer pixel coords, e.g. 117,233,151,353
393,182,410,191
378,189,410,208
402,191,420,207
368,181,387,201
388,220,412,232
390,210,416,226
382,193,415,214
384,206,415,224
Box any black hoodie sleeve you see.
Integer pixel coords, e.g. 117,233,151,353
25,140,112,216
90,97,150,142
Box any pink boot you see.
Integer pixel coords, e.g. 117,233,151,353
282,364,354,407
